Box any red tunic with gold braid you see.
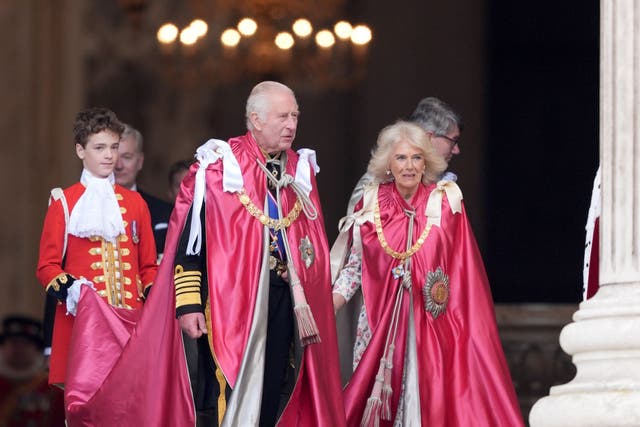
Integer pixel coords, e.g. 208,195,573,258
36,182,158,385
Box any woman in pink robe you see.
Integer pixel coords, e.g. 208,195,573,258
331,121,524,426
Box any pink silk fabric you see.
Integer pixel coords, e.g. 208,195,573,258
196,133,345,425
64,242,195,425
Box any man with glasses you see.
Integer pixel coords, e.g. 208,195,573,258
345,96,463,214
409,96,462,179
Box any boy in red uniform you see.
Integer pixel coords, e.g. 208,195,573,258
36,107,158,387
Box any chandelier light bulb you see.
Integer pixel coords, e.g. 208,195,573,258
157,23,179,44
292,19,313,38
237,18,258,36
189,19,208,38
315,30,335,48
221,28,241,47
351,25,372,45
180,27,199,45
333,21,352,40
275,32,295,49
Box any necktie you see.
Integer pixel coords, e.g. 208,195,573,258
266,157,286,261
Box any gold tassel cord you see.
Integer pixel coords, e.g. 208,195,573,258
246,157,322,346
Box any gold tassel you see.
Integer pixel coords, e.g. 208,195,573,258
381,344,395,420
361,359,386,427
361,396,382,427
293,299,321,346
381,384,392,421
291,276,321,346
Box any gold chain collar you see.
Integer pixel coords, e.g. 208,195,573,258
238,189,302,231
374,196,432,261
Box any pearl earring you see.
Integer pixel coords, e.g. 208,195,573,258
386,170,391,175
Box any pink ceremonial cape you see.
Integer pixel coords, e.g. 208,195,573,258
189,133,344,425
63,229,195,424
343,183,524,426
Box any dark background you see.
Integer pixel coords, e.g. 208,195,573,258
486,1,599,302
84,0,600,305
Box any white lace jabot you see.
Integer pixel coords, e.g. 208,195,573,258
68,169,126,243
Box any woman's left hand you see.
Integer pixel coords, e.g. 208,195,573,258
332,293,346,314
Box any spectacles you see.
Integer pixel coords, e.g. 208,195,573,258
435,134,460,148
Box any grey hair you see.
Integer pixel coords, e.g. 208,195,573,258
121,124,144,152
409,97,463,135
245,81,297,131
367,121,447,185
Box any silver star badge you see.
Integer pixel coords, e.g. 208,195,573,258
423,266,450,319
299,235,315,268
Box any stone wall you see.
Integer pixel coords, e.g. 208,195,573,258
0,0,83,319
496,304,577,426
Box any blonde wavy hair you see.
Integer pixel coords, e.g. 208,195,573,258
367,120,447,185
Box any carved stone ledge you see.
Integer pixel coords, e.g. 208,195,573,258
495,303,578,426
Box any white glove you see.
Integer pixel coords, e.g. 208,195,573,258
66,277,95,316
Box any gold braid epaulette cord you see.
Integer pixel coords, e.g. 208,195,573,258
237,189,302,230
374,197,432,261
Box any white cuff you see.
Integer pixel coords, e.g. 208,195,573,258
66,278,95,316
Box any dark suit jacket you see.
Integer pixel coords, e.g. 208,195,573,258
139,189,172,256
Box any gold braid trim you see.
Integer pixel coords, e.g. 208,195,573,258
215,364,227,424
45,273,69,292
237,189,302,231
204,302,228,424
374,197,432,261
174,265,202,308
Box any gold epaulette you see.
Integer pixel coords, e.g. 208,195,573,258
174,265,202,308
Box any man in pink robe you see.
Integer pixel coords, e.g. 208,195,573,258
172,81,345,426
331,120,523,426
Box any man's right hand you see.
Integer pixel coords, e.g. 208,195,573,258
179,312,208,339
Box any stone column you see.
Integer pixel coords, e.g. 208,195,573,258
529,0,640,425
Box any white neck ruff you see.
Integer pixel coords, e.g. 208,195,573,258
68,169,126,243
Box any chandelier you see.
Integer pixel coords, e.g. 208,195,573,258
153,1,373,91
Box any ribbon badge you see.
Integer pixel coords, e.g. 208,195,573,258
423,266,450,319
132,220,139,244
299,235,315,268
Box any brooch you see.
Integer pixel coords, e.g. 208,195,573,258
132,220,139,244
299,235,315,268
391,264,405,279
423,266,449,319
269,255,287,276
